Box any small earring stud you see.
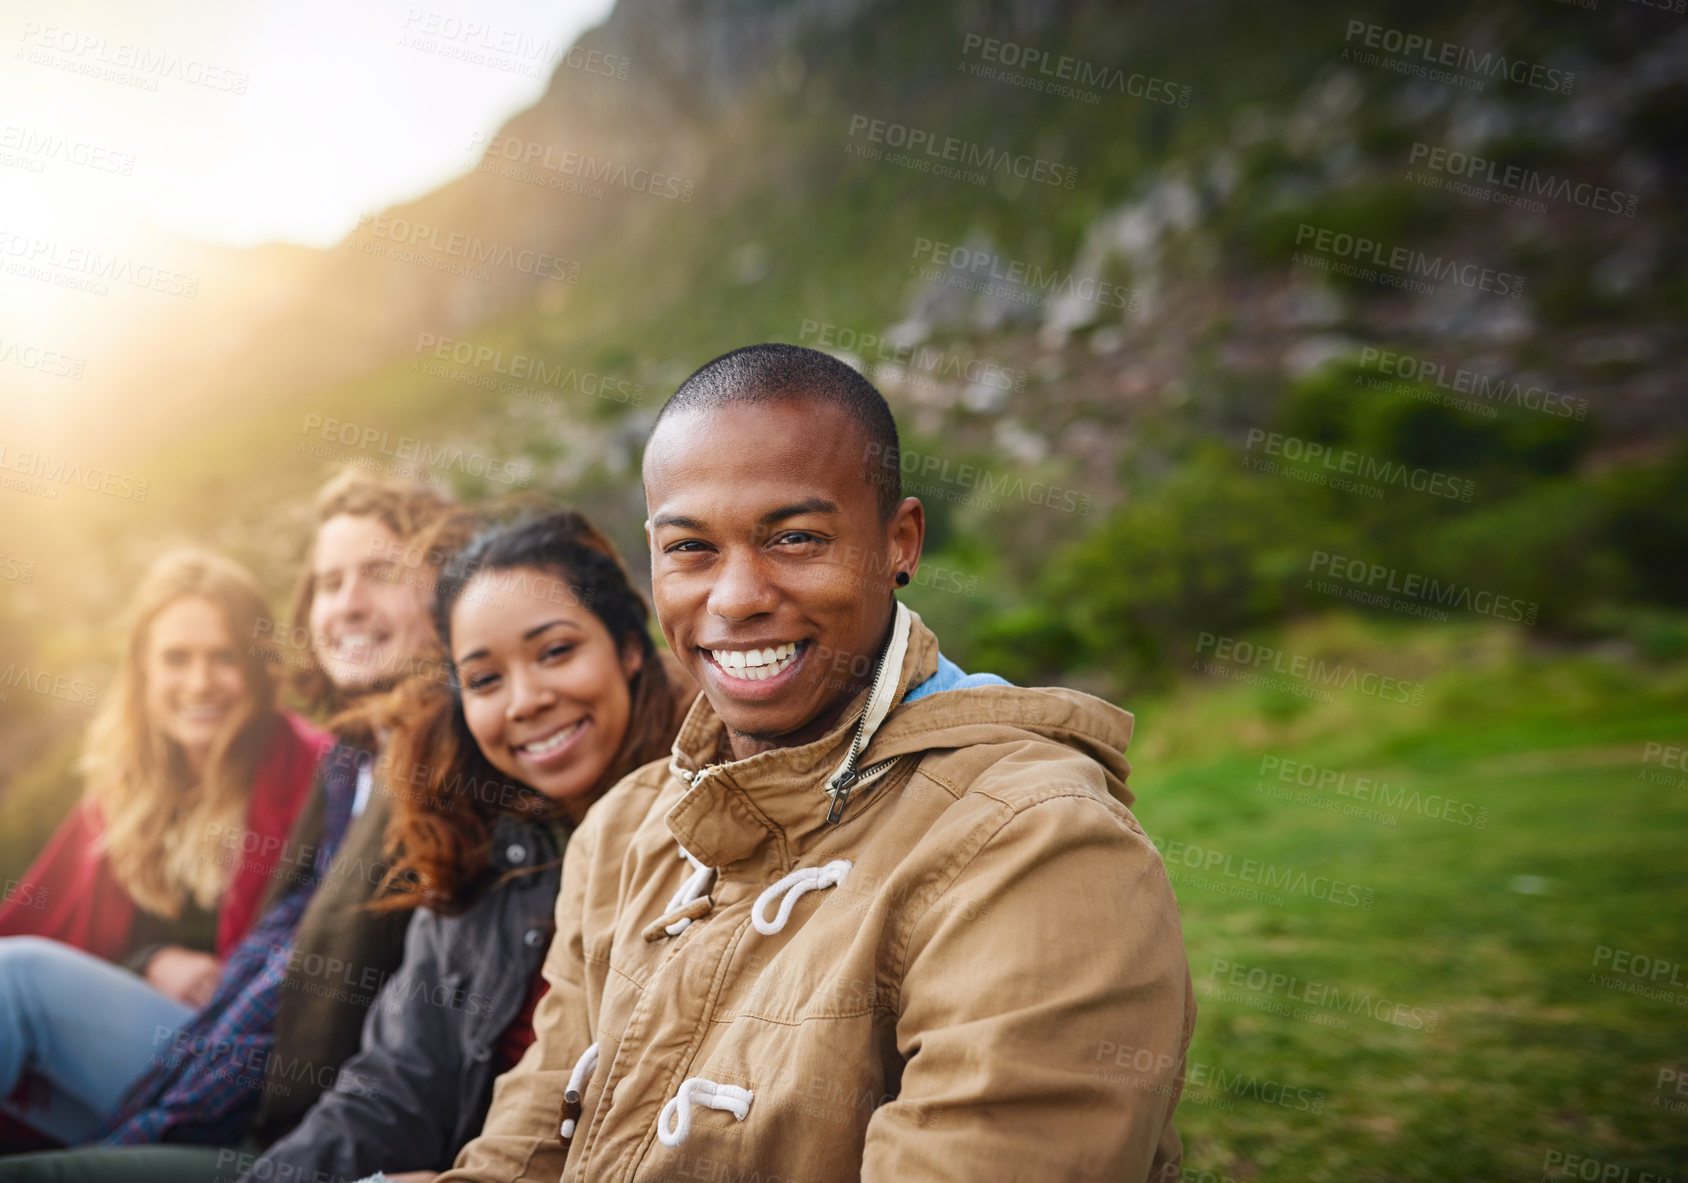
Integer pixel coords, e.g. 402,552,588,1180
895,571,910,587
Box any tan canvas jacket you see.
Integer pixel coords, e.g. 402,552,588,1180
440,608,1194,1183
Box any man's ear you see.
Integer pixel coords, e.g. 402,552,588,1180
889,496,925,585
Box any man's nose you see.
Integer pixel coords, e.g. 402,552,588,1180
332,573,375,616
707,549,778,621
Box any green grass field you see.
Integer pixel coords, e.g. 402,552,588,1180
1133,617,1688,1181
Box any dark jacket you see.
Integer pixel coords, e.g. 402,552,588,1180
241,815,564,1183
247,745,415,1145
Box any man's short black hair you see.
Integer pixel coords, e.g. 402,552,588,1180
654,343,902,521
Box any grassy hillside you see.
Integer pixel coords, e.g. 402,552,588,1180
1137,618,1688,1180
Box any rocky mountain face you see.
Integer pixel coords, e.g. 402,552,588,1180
74,0,1684,470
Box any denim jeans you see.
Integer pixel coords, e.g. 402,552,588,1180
0,937,193,1146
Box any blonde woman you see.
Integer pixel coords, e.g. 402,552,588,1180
0,550,329,1146
0,550,329,988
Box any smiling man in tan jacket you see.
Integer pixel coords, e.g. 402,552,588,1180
437,344,1194,1183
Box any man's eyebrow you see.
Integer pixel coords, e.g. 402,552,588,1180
759,498,839,525
650,512,708,530
650,499,840,532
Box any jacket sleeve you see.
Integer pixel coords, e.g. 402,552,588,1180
0,801,136,962
240,908,464,1183
861,789,1194,1183
436,814,599,1183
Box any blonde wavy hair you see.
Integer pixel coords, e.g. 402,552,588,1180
82,549,282,919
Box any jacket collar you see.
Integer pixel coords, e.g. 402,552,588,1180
664,606,941,872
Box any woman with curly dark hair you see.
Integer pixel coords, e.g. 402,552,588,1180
241,509,694,1183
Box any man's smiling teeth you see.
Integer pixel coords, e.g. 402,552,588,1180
518,719,584,757
334,632,385,655
708,643,798,681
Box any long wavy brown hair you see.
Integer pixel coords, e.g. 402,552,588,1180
362,510,686,914
83,549,281,918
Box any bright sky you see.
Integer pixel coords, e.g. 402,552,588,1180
0,0,616,249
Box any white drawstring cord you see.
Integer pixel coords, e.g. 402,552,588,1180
559,1041,599,1139
663,845,715,937
656,1077,754,1148
752,859,853,935
823,601,912,823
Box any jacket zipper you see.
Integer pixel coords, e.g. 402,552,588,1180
825,753,900,824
